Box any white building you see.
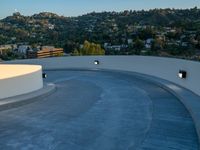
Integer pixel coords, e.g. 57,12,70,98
48,24,55,30
146,38,154,44
145,44,151,49
18,45,31,54
106,45,128,51
128,39,133,44
145,38,154,49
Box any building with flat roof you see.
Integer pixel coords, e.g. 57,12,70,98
27,47,64,58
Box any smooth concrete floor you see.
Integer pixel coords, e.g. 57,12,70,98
0,70,198,150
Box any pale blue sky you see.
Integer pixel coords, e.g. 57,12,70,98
0,0,199,19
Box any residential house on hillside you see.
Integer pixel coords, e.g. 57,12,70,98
18,45,31,54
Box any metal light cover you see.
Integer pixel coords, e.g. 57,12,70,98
178,70,187,79
94,60,100,65
42,73,47,79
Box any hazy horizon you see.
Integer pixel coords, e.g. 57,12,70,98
1,6,200,19
0,0,200,19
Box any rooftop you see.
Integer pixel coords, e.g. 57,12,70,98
0,69,198,149
1,56,200,149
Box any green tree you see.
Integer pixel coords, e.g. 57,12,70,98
74,40,105,56
72,49,80,56
134,38,144,55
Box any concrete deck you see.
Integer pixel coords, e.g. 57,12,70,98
0,70,198,150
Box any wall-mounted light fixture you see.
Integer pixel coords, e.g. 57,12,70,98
42,73,47,79
178,70,187,79
94,60,100,65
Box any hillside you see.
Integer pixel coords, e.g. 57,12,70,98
0,8,200,55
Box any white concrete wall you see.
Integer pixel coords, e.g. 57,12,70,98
4,56,200,96
0,65,43,99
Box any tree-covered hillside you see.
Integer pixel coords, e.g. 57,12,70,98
0,7,200,58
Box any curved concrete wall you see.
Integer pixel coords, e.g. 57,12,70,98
4,56,200,96
0,65,43,99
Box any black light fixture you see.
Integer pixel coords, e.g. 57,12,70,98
94,60,100,65
42,73,47,79
178,70,187,79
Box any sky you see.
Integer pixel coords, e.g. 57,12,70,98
0,0,199,19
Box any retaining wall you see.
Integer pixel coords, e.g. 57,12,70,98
4,56,200,96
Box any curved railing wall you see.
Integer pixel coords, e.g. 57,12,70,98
0,65,43,99
4,56,200,96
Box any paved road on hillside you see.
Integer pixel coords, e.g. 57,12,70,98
0,70,198,150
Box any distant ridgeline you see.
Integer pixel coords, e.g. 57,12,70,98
0,7,200,59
